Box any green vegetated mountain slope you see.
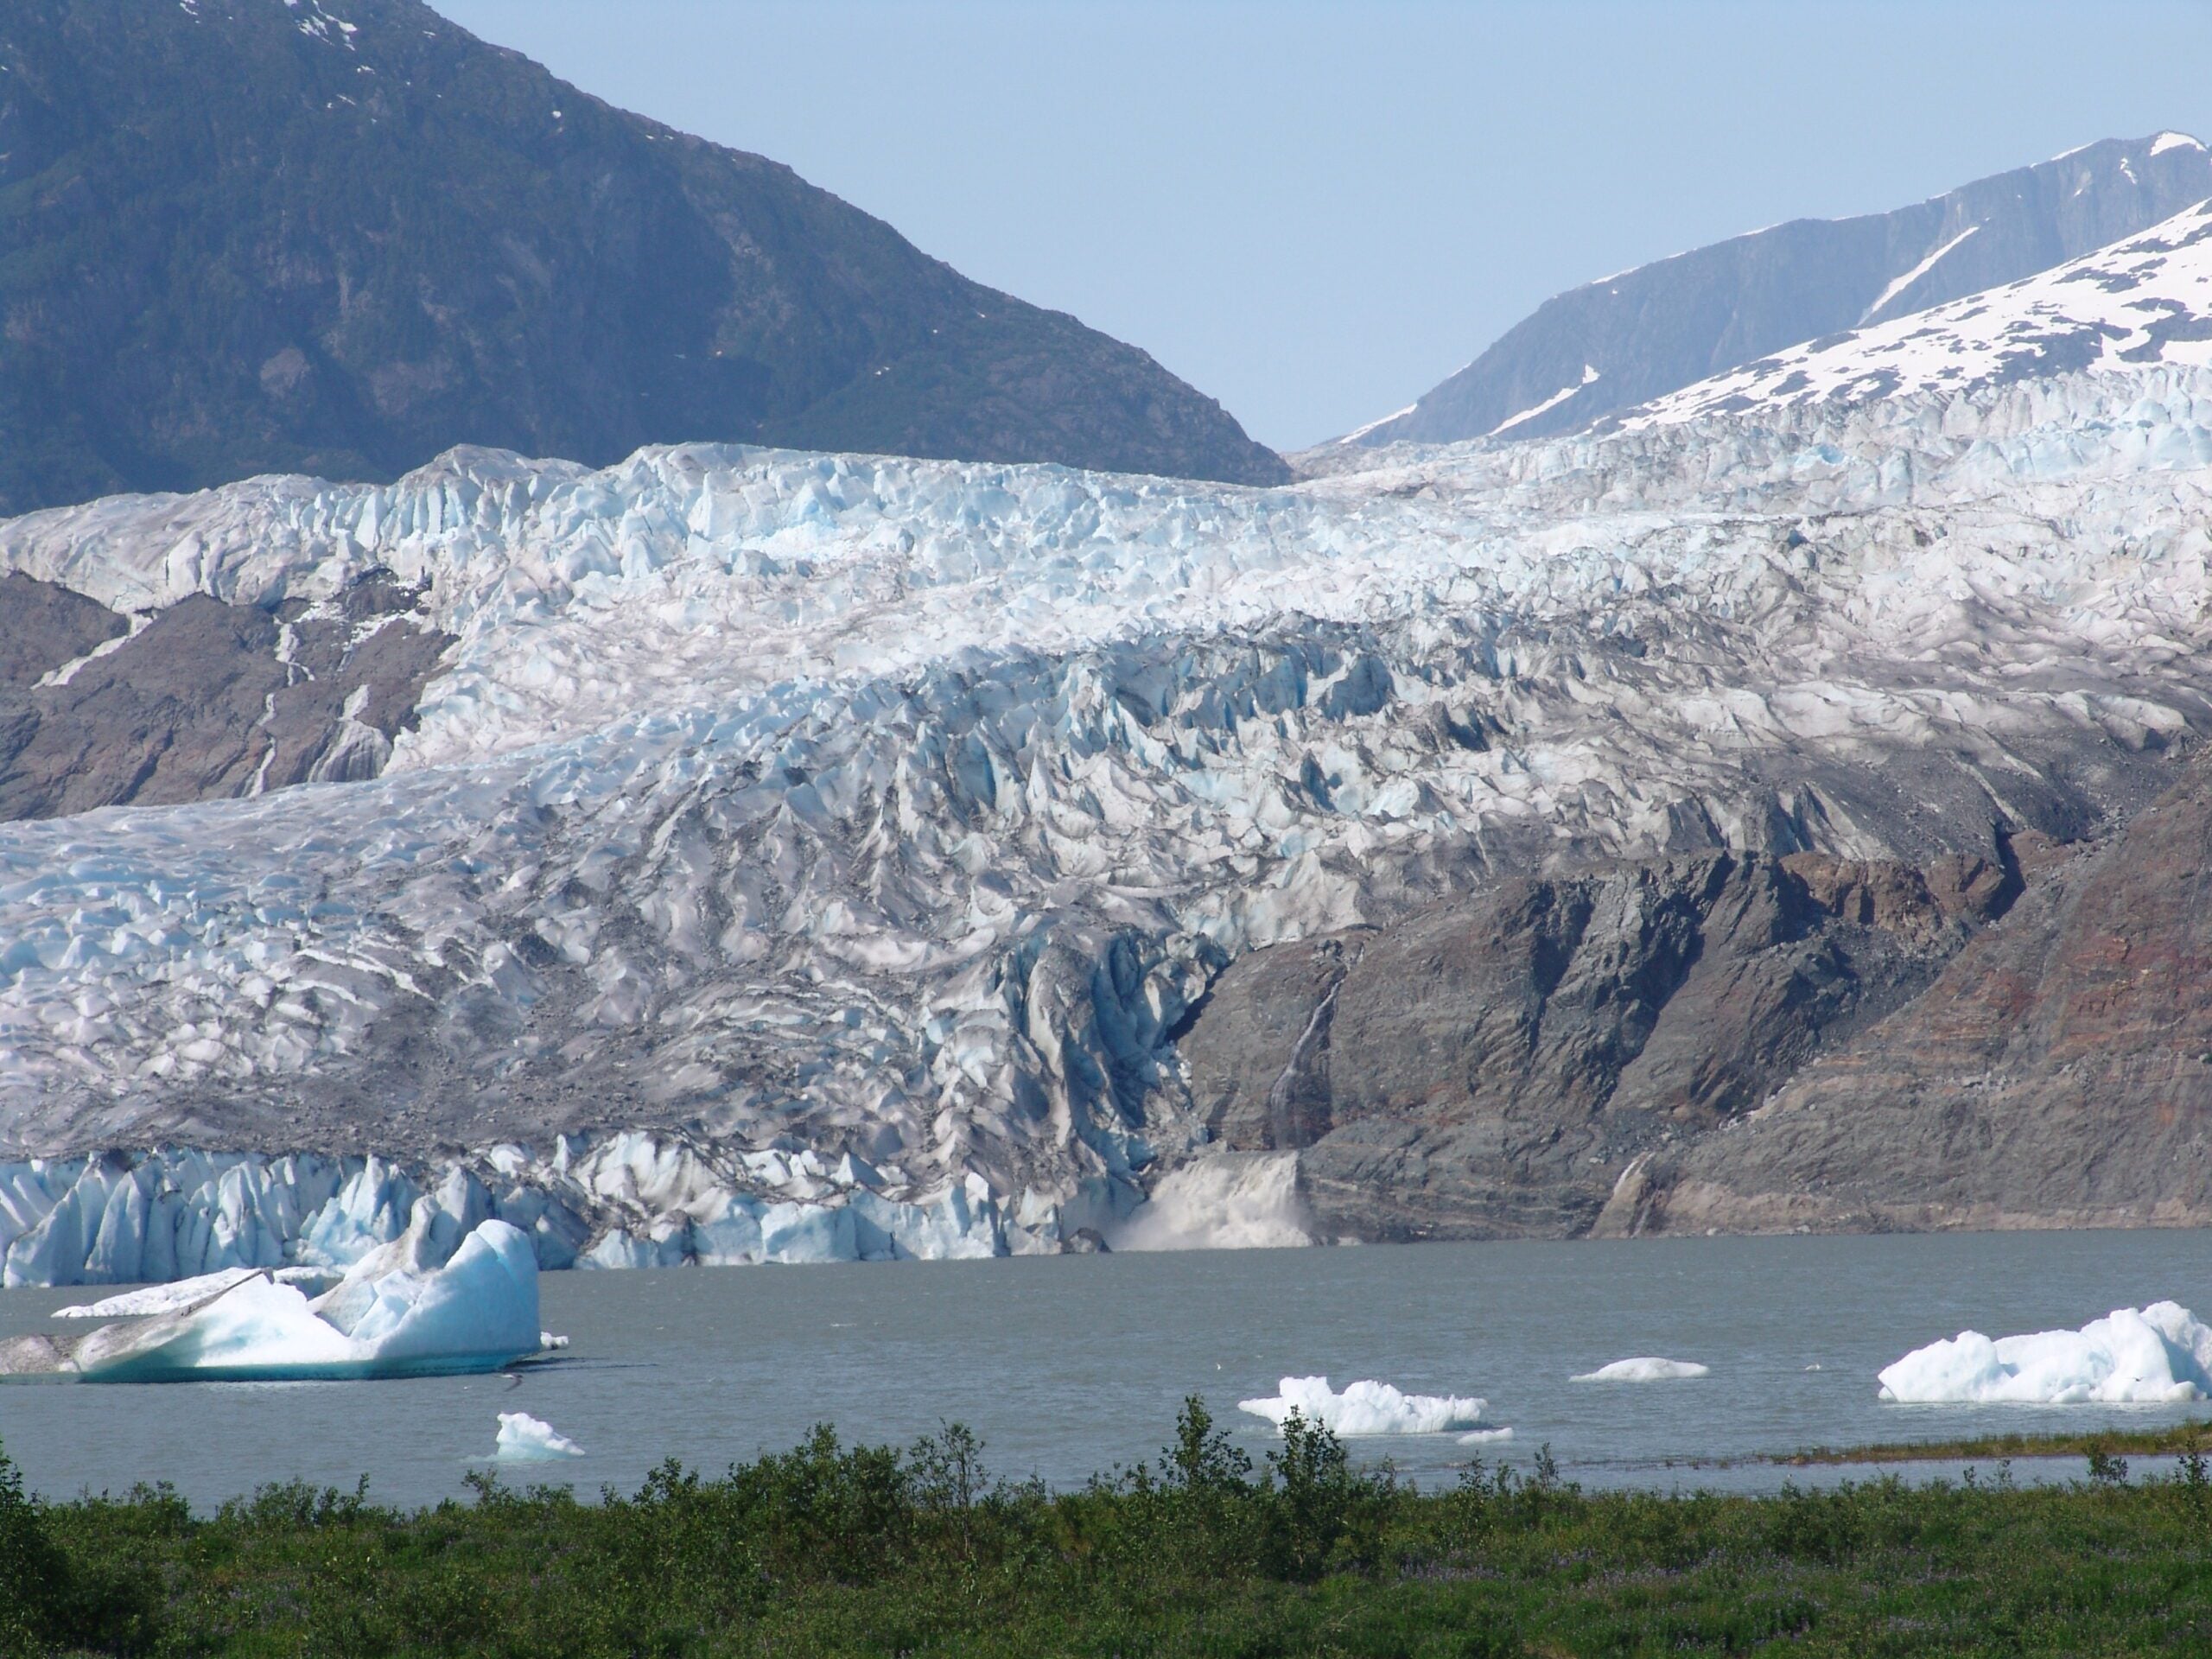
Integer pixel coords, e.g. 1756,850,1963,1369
0,0,1285,514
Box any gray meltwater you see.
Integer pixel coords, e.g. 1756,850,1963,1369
5,1230,2212,1510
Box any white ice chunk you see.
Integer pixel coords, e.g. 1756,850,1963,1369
1456,1427,1516,1445
1572,1357,1711,1382
496,1411,584,1459
1877,1301,2212,1404
1237,1375,1494,1435
54,1266,261,1318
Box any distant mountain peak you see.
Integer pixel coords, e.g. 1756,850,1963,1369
1343,133,2212,449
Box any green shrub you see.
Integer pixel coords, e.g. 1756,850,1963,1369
0,1438,68,1656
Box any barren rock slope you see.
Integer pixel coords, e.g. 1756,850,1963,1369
1613,757,2212,1236
1184,848,2017,1240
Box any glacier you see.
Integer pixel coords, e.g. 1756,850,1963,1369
2,359,2212,1282
1877,1302,2212,1404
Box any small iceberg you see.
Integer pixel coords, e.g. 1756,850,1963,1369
1878,1301,2212,1404
1237,1376,1497,1436
1457,1426,1515,1445
0,1219,546,1382
1573,1357,1710,1382
496,1412,585,1460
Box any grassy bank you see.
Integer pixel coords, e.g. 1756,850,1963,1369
1777,1421,2212,1466
1770,1433,2212,1468
9,1401,2212,1656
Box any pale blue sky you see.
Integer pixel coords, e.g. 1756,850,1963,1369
435,1,2212,450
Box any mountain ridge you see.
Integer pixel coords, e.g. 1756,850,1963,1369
1343,133,2212,448
1623,197,2212,426
0,0,1286,517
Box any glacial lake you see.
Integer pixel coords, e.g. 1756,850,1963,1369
6,1229,2212,1510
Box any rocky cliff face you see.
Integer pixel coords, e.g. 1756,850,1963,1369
1609,757,2212,1235
0,572,451,821
0,0,1283,516
1182,849,2018,1240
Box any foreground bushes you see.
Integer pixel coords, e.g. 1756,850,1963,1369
8,1400,2212,1655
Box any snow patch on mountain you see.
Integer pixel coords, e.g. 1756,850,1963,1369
1632,200,2212,426
1862,225,1980,323
1489,365,1600,435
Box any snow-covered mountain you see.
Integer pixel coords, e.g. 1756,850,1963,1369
2,355,2210,1283
1341,133,2212,448
1627,199,2212,426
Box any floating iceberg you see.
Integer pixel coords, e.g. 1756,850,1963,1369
1457,1427,1516,1445
1237,1375,1495,1435
496,1412,585,1460
1573,1357,1711,1382
0,1219,544,1382
1878,1301,2212,1404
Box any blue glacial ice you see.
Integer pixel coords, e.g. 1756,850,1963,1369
4,363,2212,1283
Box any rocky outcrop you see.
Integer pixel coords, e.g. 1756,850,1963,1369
1181,848,2018,1240
0,571,451,819
0,572,124,685
1618,758,2212,1235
